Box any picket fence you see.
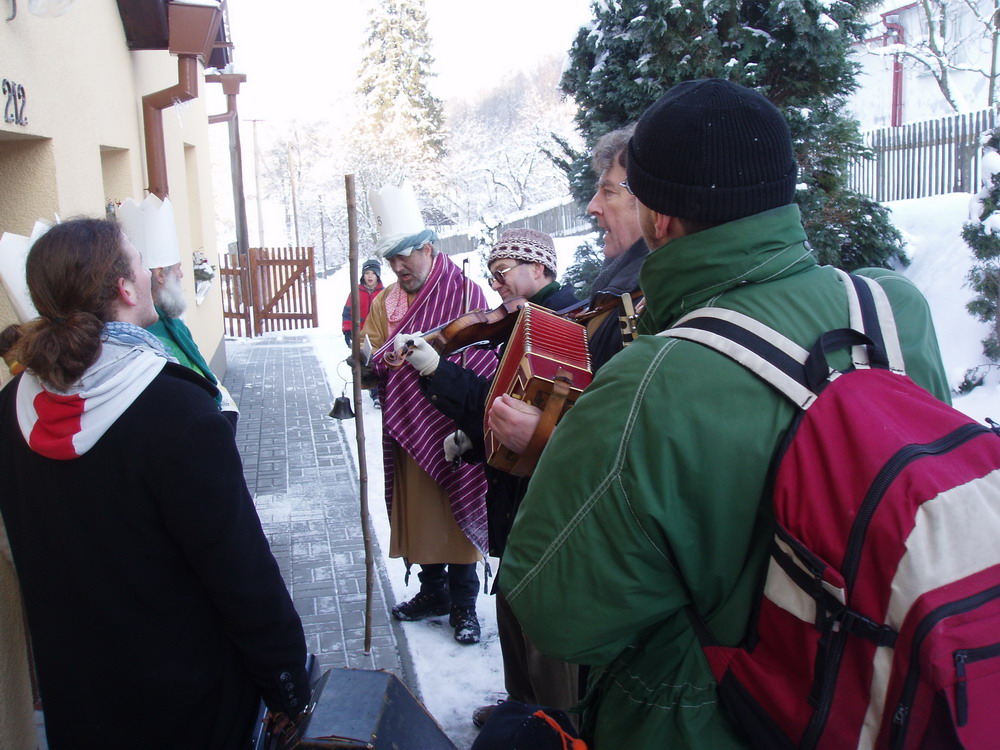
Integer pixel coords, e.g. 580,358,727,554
850,108,998,202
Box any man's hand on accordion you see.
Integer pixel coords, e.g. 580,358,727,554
444,429,473,465
487,393,543,456
392,332,440,376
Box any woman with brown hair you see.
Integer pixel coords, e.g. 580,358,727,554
0,218,309,749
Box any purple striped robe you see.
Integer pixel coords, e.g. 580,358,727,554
371,253,497,555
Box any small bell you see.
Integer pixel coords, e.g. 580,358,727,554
329,395,355,420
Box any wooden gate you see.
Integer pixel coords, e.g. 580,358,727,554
219,246,318,337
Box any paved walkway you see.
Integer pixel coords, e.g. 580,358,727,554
222,334,413,683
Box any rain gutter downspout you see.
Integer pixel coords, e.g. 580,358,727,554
143,54,199,200
205,72,250,255
205,71,245,124
881,4,917,128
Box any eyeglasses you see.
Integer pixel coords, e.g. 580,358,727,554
487,263,523,288
619,180,634,196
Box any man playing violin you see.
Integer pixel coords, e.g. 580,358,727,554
362,182,497,646
391,228,580,731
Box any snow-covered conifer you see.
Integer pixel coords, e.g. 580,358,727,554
559,0,907,271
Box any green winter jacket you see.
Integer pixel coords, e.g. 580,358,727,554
501,205,950,750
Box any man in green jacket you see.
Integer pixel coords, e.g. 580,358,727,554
498,79,950,749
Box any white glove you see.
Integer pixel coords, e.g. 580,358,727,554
392,332,440,376
443,430,473,464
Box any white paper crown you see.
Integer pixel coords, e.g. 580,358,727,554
118,195,181,269
368,180,425,241
0,220,52,321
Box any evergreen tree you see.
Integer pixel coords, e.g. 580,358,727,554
962,129,1000,363
560,0,906,272
353,0,446,238
561,241,606,300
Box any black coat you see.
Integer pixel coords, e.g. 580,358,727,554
586,238,648,371
420,283,579,559
0,364,308,750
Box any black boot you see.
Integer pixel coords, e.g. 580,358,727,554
392,587,450,621
450,605,481,645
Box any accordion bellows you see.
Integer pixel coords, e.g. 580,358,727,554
485,303,592,475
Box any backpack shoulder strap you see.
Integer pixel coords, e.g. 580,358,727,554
660,307,823,409
834,269,905,375
658,271,904,409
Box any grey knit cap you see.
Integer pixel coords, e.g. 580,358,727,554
487,229,557,276
626,78,797,223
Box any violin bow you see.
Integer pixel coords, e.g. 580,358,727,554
460,258,470,368
451,258,472,468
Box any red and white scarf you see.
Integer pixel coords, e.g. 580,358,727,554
15,324,168,460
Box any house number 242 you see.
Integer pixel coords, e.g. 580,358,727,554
3,79,28,126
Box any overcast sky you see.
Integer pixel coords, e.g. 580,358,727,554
223,0,594,120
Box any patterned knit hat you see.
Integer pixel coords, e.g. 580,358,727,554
626,78,797,223
487,229,557,276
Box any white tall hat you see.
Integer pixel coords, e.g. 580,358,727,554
118,195,181,269
0,220,52,321
368,180,428,258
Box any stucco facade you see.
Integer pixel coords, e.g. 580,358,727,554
0,2,231,746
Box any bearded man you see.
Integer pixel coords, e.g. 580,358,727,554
362,181,495,645
146,255,239,424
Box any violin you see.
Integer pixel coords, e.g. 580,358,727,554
383,297,528,368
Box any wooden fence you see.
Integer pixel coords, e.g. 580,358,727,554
851,108,998,202
219,246,318,338
435,198,592,256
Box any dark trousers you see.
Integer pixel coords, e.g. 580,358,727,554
418,563,479,608
496,589,579,716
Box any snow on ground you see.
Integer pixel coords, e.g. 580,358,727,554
887,193,1000,422
306,198,998,748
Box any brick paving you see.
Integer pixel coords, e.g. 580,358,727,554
223,334,411,680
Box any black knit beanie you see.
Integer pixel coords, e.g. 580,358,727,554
626,78,797,223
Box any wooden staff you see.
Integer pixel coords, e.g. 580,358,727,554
345,174,375,653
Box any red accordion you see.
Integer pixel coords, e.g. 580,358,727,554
484,303,592,476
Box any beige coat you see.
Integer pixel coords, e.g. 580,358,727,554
364,288,480,565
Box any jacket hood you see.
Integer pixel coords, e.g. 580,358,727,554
16,338,166,460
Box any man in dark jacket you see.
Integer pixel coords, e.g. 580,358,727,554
391,228,579,729
581,124,648,371
0,218,310,750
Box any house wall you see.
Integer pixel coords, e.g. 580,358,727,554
0,3,229,746
848,0,999,131
0,2,227,375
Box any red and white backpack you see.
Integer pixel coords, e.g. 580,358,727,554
661,269,1000,749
